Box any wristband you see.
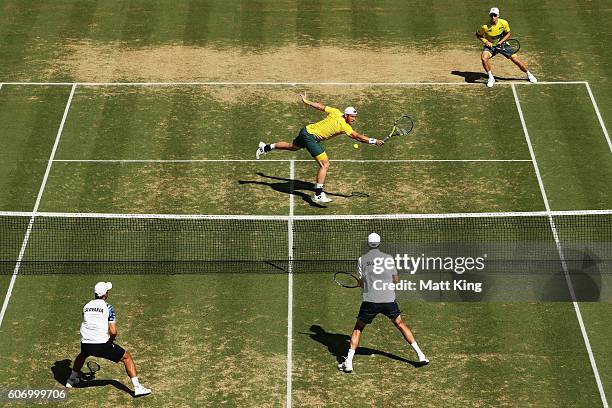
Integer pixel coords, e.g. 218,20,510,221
303,99,312,105
368,138,377,145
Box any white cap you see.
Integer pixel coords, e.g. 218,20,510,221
368,232,381,248
94,281,112,297
489,7,499,15
343,107,358,116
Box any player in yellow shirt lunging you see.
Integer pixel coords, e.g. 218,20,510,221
476,7,537,88
256,94,384,203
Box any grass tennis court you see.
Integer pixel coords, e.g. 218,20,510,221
0,1,611,407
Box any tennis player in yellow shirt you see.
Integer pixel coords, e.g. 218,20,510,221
476,7,537,87
256,93,384,203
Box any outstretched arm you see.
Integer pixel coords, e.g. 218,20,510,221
300,93,326,112
349,130,384,146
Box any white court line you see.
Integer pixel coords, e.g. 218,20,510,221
4,209,611,220
52,159,531,163
585,82,612,153
0,84,77,329
0,80,589,87
286,160,294,408
512,84,608,408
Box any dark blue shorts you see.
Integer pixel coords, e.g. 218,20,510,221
357,301,401,324
483,44,514,59
81,341,125,363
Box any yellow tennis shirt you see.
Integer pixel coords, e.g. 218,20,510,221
477,18,510,46
306,106,354,141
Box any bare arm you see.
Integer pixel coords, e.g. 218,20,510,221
108,322,117,342
475,32,492,47
356,259,364,288
498,31,511,45
349,130,384,146
300,93,326,112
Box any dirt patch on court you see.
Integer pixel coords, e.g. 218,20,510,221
50,42,541,83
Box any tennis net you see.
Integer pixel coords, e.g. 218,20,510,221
1,210,610,278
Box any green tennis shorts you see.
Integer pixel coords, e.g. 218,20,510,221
293,127,326,159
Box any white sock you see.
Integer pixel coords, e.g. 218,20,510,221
526,70,533,77
270,143,276,150
410,342,426,359
346,348,356,365
131,377,141,387
69,370,79,379
487,71,494,79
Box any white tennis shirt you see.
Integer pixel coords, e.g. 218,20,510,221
80,298,117,344
358,248,397,303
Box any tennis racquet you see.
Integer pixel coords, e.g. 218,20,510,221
495,38,520,54
382,115,414,143
87,360,100,374
334,272,360,288
82,360,101,380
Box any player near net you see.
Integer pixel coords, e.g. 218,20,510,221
256,93,384,203
338,233,429,373
65,282,151,397
476,7,537,88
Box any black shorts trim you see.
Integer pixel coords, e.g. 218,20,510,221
80,341,125,363
357,301,401,324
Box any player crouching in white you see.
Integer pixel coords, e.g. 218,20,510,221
66,282,151,397
338,233,429,373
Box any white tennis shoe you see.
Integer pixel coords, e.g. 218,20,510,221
527,72,538,83
256,142,267,159
313,192,332,203
65,376,80,388
134,385,152,396
337,361,353,373
486,77,496,88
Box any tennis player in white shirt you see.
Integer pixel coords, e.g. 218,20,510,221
338,233,429,373
66,282,151,397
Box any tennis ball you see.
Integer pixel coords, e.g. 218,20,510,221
353,143,359,149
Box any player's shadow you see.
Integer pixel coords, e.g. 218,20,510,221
450,70,521,83
238,173,360,208
51,359,133,396
301,325,423,368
